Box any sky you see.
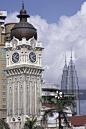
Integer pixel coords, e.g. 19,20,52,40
1,0,86,115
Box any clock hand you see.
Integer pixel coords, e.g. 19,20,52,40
16,55,19,59
31,55,34,61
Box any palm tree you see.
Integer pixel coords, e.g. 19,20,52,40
41,91,76,129
23,116,44,129
0,119,10,129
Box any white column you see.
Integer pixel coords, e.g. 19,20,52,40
30,76,32,115
7,58,8,66
26,54,27,63
21,55,22,63
39,76,42,115
21,53,23,63
40,56,42,66
18,81,19,116
12,81,14,116
35,77,37,116
24,54,25,63
7,82,9,116
38,57,39,65
24,76,26,115
7,79,9,123
8,57,9,65
25,52,27,63
9,57,10,66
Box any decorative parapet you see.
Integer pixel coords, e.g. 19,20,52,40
5,36,44,50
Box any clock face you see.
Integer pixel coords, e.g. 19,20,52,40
29,52,36,63
12,52,19,63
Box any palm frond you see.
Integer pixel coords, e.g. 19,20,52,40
0,119,10,129
41,92,76,128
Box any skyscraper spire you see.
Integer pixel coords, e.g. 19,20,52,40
63,52,67,70
65,52,66,65
69,48,74,65
71,48,72,59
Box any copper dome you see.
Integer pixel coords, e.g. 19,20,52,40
11,3,37,40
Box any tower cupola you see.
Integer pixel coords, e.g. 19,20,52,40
11,3,37,40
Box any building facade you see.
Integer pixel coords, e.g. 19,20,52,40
61,54,80,115
5,23,17,42
42,82,58,98
0,11,16,120
0,11,7,120
5,4,44,129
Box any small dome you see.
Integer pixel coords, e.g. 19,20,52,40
20,3,26,15
20,9,26,15
11,3,37,41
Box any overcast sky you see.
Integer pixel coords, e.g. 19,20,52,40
1,0,86,115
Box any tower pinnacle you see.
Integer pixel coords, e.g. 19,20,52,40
65,52,66,65
63,52,67,70
22,1,24,9
71,48,72,59
70,48,74,65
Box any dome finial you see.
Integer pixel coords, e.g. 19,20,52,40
11,2,37,41
22,1,24,9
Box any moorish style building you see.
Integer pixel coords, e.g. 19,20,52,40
61,53,80,115
5,4,44,129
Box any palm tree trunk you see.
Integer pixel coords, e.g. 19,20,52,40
30,121,32,129
59,112,61,129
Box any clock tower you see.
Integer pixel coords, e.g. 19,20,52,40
5,4,44,129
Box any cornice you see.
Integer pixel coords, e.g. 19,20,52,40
0,43,5,46
5,66,44,76
0,109,7,111
5,36,44,51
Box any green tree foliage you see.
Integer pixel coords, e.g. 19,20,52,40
23,116,44,129
41,91,76,129
0,119,10,129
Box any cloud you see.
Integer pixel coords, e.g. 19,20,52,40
5,2,86,88
5,11,19,23
4,1,86,115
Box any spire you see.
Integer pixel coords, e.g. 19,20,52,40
69,48,74,66
22,1,24,9
63,52,67,70
17,2,30,22
71,48,72,59
11,2,37,41
65,52,66,65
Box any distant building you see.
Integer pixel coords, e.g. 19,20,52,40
0,11,17,121
41,104,72,128
4,23,16,42
61,53,80,115
42,82,58,97
0,11,7,120
68,115,86,128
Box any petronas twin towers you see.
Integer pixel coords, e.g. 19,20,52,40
61,52,80,115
